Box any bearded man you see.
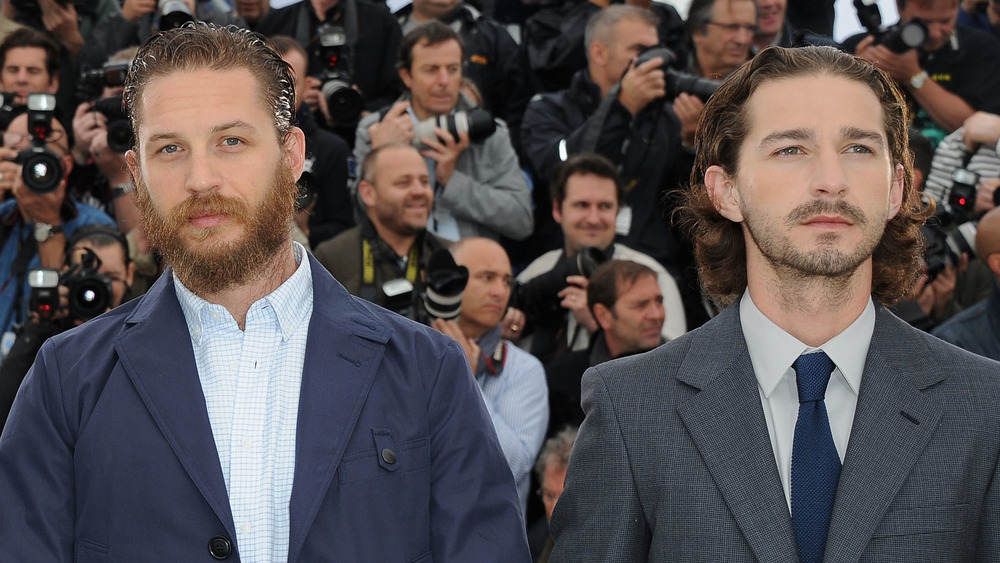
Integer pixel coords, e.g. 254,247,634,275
0,23,530,562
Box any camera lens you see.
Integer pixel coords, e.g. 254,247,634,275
322,78,363,124
19,147,63,194
67,276,112,321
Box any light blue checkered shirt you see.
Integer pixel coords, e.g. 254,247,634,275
175,243,313,563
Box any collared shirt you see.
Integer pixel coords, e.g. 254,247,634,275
740,289,874,510
473,326,549,516
175,242,313,563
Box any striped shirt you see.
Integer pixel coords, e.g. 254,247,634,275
924,126,1000,212
175,242,313,563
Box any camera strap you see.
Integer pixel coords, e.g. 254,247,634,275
579,83,621,154
361,238,420,302
3,228,37,330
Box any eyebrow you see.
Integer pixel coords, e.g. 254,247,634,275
757,126,885,150
144,120,257,146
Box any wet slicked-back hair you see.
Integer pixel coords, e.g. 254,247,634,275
124,23,295,143
677,46,930,307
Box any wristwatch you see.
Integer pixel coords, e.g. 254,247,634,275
909,70,930,90
33,222,63,243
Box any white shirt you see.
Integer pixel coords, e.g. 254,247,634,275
175,243,314,562
739,289,874,510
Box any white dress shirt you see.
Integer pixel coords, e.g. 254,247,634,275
175,242,314,562
739,289,875,510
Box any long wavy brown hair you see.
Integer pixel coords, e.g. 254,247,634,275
677,46,931,307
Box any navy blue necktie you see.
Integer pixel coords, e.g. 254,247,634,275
791,351,841,563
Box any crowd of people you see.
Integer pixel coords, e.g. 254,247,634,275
1,0,1000,561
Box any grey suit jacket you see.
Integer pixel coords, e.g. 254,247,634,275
550,299,1000,562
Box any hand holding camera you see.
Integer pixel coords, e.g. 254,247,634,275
368,101,415,148
558,274,598,333
619,55,667,116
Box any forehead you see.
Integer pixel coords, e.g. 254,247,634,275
713,0,757,21
565,173,617,201
374,147,428,180
458,241,511,274
135,67,273,137
281,50,307,78
4,46,47,67
902,0,958,16
610,18,657,41
741,74,885,147
617,273,660,300
411,39,462,65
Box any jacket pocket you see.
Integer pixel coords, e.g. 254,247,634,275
338,432,430,485
871,503,969,538
75,538,109,563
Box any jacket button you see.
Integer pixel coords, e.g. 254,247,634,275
381,448,397,464
208,536,232,560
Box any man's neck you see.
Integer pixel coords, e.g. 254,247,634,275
696,55,733,80
745,258,873,347
458,318,489,340
196,241,298,330
753,32,777,51
590,67,615,100
371,218,419,258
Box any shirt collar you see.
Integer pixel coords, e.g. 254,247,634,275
175,242,313,344
740,288,874,398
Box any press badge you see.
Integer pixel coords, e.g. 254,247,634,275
616,205,632,236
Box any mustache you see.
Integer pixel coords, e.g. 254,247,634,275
171,193,250,223
786,199,867,226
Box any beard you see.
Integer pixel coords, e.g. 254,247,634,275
742,198,886,279
133,161,298,296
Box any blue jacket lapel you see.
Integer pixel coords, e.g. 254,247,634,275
114,273,237,540
286,255,390,563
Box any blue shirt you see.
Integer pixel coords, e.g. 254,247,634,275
0,198,115,335
176,242,313,563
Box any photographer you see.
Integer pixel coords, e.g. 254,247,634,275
432,237,548,518
513,153,685,364
0,28,60,108
357,22,532,244
0,223,133,431
314,143,451,321
0,101,115,339
256,0,403,139
845,0,1000,136
78,0,243,73
520,6,699,276
70,46,140,230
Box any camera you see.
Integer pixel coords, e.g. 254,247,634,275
381,247,469,323
77,61,130,102
411,109,498,148
14,93,64,194
633,46,720,101
854,0,928,53
159,0,194,31
93,95,134,154
27,248,113,324
921,198,978,282
514,247,608,324
317,23,364,125
0,93,23,131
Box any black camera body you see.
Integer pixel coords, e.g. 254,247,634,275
854,0,928,53
27,248,113,325
93,95,134,154
77,61,130,102
317,24,364,125
380,247,469,325
15,93,64,194
514,247,609,325
633,46,720,101
0,93,23,132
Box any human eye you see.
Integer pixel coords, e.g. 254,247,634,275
221,137,244,148
159,143,180,155
775,146,804,156
846,144,874,154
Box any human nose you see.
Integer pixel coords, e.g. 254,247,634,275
810,149,848,197
184,149,222,194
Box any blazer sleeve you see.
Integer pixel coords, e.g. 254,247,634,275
549,363,652,563
0,340,77,561
425,339,532,561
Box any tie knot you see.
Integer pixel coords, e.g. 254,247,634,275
793,351,834,403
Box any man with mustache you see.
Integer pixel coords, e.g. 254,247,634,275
314,142,451,321
0,23,530,562
550,46,1000,562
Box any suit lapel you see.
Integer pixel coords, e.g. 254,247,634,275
285,256,390,563
823,308,944,563
676,305,800,563
114,274,236,538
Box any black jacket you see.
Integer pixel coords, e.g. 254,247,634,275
521,69,693,271
296,105,354,248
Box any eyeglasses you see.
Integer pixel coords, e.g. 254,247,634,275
706,21,758,34
3,129,66,151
